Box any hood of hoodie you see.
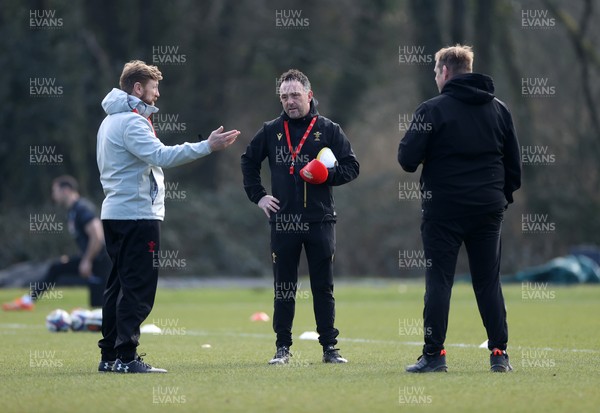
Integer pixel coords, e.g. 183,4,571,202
441,73,495,105
101,88,159,118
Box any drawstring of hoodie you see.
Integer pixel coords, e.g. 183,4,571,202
131,108,159,204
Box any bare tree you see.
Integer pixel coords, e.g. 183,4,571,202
409,0,443,100
450,0,467,43
473,0,496,75
542,0,600,152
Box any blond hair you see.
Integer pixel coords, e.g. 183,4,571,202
119,60,163,94
435,44,474,75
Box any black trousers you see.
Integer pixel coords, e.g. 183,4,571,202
271,221,338,348
30,254,110,307
98,220,160,361
421,209,508,353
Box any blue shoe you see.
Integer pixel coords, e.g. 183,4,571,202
113,354,167,373
98,360,115,372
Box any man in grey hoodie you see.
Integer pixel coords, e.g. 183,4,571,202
96,60,239,373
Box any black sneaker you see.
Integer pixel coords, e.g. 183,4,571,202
490,348,513,372
323,345,348,363
98,360,115,372
268,346,291,365
113,354,167,373
406,349,448,373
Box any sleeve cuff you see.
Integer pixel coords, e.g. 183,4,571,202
202,140,213,155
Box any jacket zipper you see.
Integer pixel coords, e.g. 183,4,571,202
304,181,307,208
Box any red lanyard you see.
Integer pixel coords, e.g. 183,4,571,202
283,116,317,174
132,108,157,137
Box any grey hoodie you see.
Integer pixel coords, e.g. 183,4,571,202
97,88,212,220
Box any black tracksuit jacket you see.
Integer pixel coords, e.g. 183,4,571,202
241,102,359,223
398,73,522,219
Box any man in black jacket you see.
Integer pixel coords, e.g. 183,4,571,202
241,69,359,364
398,45,521,373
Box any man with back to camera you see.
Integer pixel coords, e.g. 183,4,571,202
97,60,240,373
398,45,521,372
241,69,359,364
3,175,110,311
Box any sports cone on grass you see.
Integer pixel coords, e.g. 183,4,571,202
250,312,270,322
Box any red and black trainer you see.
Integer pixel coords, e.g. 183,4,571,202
490,348,513,372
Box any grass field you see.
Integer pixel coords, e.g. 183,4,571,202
1,280,599,413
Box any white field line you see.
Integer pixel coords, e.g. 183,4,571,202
0,323,32,329
2,323,598,354
182,329,600,354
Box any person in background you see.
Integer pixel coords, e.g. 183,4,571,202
3,175,110,311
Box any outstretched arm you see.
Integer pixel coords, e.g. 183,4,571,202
125,117,239,168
